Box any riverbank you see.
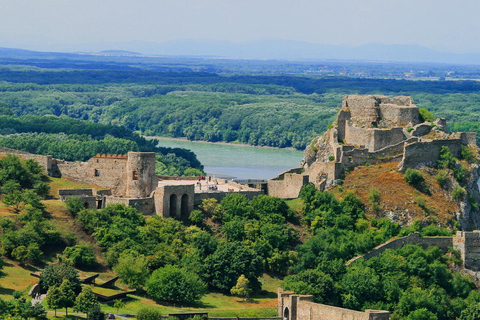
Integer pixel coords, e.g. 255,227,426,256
144,135,303,151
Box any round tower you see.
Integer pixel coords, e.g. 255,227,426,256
126,152,157,198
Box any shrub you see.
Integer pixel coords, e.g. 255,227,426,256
137,308,162,320
189,210,205,226
368,187,381,214
407,127,414,132
419,108,434,122
436,170,449,188
65,197,84,215
452,186,466,201
438,146,456,170
328,155,335,162
62,245,96,268
404,168,425,190
461,145,475,162
454,165,469,185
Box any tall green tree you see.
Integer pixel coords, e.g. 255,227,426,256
74,286,99,317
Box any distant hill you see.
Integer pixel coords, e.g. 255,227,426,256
99,50,142,56
2,39,480,65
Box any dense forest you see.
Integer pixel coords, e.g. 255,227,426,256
1,66,480,149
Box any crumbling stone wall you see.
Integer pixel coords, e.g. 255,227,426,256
454,231,480,271
268,169,310,199
278,289,389,320
56,154,128,195
58,189,93,200
105,196,155,215
347,233,454,265
398,139,463,171
0,147,54,176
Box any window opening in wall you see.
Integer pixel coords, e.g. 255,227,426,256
132,170,139,180
94,169,100,177
181,194,189,217
170,194,177,217
284,307,289,320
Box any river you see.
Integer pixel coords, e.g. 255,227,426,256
153,137,304,180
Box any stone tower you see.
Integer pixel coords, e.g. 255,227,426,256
125,152,157,198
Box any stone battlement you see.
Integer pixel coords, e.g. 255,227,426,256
92,154,128,159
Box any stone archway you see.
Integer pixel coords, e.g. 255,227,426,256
181,194,189,218
283,307,289,320
169,194,177,217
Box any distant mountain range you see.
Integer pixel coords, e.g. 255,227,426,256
1,39,480,65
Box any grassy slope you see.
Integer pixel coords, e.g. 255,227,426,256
330,162,457,226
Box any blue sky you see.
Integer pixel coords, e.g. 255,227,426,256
0,0,479,53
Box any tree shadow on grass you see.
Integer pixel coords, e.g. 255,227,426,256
0,287,15,297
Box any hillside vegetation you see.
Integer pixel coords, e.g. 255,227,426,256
1,154,480,319
1,69,480,149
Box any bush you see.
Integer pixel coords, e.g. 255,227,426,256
436,170,449,188
461,145,475,162
328,155,335,161
404,168,426,191
189,210,205,226
419,108,434,122
62,245,96,268
368,187,381,214
453,186,466,201
65,197,84,215
137,308,162,320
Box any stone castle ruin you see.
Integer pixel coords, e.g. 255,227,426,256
0,147,263,217
268,95,478,199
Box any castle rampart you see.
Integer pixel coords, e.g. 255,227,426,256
347,231,480,273
278,289,389,320
0,147,54,176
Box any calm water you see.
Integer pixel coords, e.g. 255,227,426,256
153,137,304,180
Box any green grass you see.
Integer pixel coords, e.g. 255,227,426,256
48,177,96,199
98,274,280,317
0,259,39,300
286,198,303,214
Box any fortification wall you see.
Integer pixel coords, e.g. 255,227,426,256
372,128,406,151
306,162,342,181
58,188,93,200
56,155,128,195
344,124,372,149
104,196,155,214
268,173,309,199
278,289,389,320
0,147,54,176
454,231,480,271
347,233,453,265
342,95,379,125
399,139,463,171
379,103,419,126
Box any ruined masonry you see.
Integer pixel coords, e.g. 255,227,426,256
0,147,263,217
268,95,478,199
